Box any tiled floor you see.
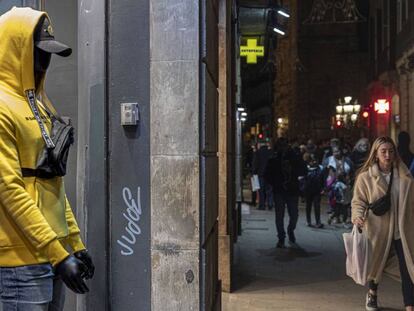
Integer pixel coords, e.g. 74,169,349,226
222,203,404,311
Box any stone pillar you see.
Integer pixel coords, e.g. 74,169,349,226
150,1,201,310
218,0,234,293
150,1,220,309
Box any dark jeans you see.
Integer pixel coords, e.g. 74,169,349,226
259,176,273,209
251,190,257,205
0,264,65,311
369,239,414,306
305,193,321,224
274,192,299,242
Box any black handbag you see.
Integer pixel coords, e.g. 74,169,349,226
21,90,74,179
368,168,393,216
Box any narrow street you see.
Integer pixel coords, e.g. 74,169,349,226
223,202,402,311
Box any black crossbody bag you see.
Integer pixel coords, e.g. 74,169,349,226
21,90,74,179
368,168,393,216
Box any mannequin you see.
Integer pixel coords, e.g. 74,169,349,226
33,16,94,295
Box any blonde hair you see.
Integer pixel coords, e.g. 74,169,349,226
358,136,400,176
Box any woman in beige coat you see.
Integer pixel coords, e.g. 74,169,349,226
352,136,414,311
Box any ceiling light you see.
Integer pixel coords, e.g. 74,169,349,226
277,10,290,18
273,27,285,36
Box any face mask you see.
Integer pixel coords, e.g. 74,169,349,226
34,47,51,89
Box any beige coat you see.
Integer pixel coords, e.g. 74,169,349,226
352,162,414,283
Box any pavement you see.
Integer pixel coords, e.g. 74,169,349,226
222,201,404,311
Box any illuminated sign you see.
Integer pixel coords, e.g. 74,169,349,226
240,39,264,64
374,99,390,114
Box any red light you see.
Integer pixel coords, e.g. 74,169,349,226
362,111,369,118
258,133,263,139
336,120,342,127
374,99,389,114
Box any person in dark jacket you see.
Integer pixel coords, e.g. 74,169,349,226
397,131,414,169
350,138,370,173
253,142,274,210
265,138,307,248
303,154,325,228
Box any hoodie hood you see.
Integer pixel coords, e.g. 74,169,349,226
0,7,48,95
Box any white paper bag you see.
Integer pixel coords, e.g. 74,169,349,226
343,225,369,286
250,174,260,191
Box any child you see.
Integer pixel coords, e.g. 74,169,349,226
325,166,337,215
303,154,325,228
328,174,351,225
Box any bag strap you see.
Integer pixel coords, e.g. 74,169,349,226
36,96,63,123
363,166,394,219
25,90,55,149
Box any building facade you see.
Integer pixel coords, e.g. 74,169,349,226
275,0,369,141
367,0,414,142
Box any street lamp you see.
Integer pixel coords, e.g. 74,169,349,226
335,96,361,127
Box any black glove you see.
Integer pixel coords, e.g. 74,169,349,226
74,249,95,279
55,255,89,294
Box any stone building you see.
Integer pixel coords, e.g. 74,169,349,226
275,0,369,141
365,0,414,141
394,0,414,140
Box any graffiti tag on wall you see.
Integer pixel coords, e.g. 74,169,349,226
117,187,142,255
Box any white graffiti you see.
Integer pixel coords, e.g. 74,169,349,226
117,187,142,256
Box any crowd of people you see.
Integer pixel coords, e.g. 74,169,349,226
246,132,414,310
246,132,414,246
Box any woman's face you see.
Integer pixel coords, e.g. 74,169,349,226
376,142,395,167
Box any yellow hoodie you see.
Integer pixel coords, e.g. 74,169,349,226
0,7,85,267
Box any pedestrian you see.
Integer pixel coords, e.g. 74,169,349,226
350,138,371,172
253,141,274,210
352,136,414,311
247,144,257,206
398,131,414,170
265,137,307,248
332,174,352,227
325,146,353,224
303,153,325,228
322,138,340,167
0,8,94,310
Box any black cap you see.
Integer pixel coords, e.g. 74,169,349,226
34,16,72,57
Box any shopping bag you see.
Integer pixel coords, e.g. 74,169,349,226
343,225,369,286
250,174,260,191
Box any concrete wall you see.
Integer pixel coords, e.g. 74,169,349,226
150,1,201,310
150,0,220,310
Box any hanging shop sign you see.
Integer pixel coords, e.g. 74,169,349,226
240,39,264,64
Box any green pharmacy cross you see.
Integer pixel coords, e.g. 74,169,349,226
240,39,264,64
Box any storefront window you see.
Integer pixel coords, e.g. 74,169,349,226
0,0,41,15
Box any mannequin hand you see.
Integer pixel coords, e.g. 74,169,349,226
55,255,89,294
74,249,95,279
